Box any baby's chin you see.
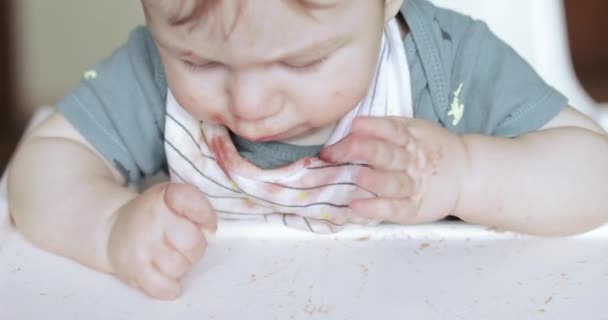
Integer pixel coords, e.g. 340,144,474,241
226,117,337,145
231,125,330,146
245,129,309,144
277,124,336,146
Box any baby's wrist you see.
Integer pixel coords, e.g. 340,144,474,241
413,131,470,223
103,203,131,276
451,134,477,221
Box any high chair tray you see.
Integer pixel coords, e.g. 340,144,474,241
2,107,607,319
1,219,607,319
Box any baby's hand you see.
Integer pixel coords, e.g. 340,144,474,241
107,183,217,300
320,116,468,225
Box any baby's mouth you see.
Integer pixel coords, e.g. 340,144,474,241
226,125,290,143
228,130,284,143
251,133,285,142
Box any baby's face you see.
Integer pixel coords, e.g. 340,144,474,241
145,0,397,142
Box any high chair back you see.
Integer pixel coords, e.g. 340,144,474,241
429,0,608,127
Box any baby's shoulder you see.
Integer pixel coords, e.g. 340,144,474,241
408,0,492,48
99,25,167,99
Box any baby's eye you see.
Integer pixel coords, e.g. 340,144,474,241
182,60,222,71
281,56,328,72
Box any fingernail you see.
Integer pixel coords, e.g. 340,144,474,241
203,228,217,243
169,285,182,300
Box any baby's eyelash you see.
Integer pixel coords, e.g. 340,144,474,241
282,56,329,73
182,56,329,73
182,60,221,71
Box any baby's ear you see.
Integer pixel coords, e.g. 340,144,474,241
384,0,404,22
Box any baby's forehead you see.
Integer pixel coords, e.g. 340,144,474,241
144,0,342,25
145,0,377,61
143,0,352,47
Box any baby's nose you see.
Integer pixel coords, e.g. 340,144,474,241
227,72,282,122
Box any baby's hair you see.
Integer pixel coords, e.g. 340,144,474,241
143,0,339,38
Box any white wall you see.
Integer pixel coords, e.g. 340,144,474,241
15,0,145,119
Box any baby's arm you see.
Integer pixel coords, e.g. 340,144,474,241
8,112,216,299
9,112,135,272
321,107,608,236
456,106,608,236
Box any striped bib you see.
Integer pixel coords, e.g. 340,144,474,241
164,19,412,233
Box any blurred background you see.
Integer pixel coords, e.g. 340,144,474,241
0,0,607,172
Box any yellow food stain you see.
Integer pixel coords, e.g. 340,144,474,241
83,69,98,80
244,197,256,208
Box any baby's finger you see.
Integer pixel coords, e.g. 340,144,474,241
136,264,182,300
350,198,428,225
352,116,411,147
356,168,415,199
151,244,191,280
164,183,218,233
321,135,409,171
164,217,207,264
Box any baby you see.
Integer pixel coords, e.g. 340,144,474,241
8,0,608,300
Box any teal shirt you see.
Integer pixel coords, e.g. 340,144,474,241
57,0,567,184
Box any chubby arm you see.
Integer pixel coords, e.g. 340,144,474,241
8,111,137,272
456,106,608,236
321,106,608,237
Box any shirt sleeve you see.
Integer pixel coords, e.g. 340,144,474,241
447,18,568,137
57,26,168,184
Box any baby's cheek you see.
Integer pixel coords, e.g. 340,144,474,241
175,93,217,122
169,83,198,110
303,90,354,125
168,78,222,122
331,90,359,117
